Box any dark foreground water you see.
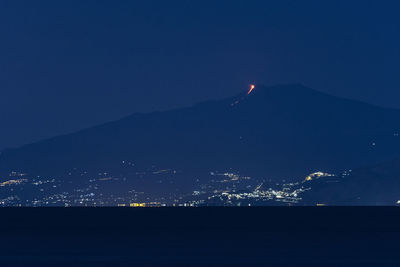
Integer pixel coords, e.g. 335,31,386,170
0,207,399,266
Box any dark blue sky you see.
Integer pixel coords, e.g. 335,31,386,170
1,0,400,149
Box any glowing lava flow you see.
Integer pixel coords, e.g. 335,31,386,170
231,84,256,107
247,84,255,95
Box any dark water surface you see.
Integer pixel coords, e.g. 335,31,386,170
0,207,399,266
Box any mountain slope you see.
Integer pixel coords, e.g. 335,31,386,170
1,84,400,182
301,158,400,205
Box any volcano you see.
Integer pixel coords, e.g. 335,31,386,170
1,84,400,183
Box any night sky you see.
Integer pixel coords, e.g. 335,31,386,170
1,0,400,149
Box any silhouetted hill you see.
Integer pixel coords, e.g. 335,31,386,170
1,84,400,182
301,158,400,205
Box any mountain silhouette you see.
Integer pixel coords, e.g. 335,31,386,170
1,84,400,183
301,158,400,205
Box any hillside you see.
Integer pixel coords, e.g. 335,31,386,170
1,84,400,184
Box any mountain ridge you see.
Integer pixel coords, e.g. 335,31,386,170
3,83,400,152
1,84,400,183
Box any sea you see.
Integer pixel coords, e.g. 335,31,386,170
0,207,399,266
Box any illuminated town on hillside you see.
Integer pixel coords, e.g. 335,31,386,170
0,163,355,207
